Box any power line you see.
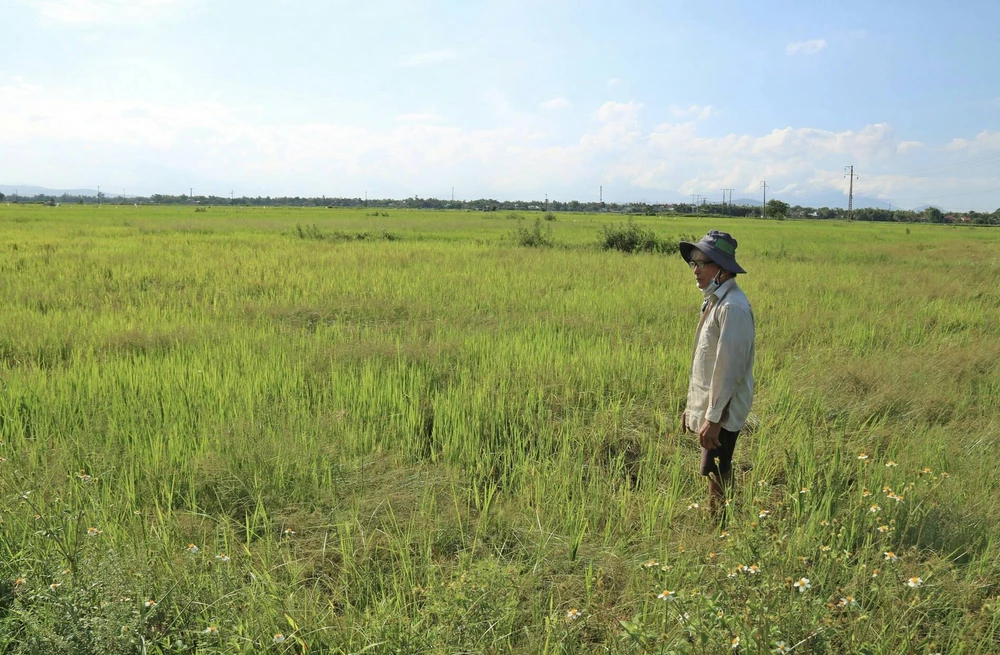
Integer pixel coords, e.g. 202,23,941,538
863,151,1000,180
888,183,1000,203
822,150,1000,210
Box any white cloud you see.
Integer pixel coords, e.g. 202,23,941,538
786,39,827,56
395,113,446,123
596,100,641,123
607,78,621,88
576,101,644,156
945,130,1000,152
24,0,197,24
3,80,1000,209
670,105,714,121
4,76,42,94
540,97,571,111
397,49,459,68
589,117,999,207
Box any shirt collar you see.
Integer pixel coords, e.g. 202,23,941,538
710,277,737,302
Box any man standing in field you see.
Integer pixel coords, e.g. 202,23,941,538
679,231,755,518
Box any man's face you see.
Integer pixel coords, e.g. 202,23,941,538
688,251,721,290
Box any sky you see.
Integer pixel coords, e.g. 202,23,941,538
2,0,1000,210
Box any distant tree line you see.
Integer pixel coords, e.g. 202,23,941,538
4,191,999,224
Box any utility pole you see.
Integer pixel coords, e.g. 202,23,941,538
97,185,100,206
451,186,454,202
600,185,603,204
230,190,234,203
844,165,858,221
760,181,768,218
190,187,193,200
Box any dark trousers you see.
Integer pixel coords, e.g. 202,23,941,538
700,428,739,477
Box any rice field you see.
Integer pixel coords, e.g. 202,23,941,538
1,203,999,654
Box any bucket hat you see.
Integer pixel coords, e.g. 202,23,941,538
679,230,746,274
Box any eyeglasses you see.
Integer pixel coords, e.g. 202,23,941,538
688,259,715,271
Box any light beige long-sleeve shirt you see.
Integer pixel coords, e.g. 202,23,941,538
684,277,755,432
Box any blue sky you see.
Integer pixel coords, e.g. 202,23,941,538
2,0,999,210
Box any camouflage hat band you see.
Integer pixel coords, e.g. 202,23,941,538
713,238,735,255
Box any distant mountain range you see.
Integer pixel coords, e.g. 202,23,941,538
0,184,942,212
796,191,895,210
732,193,904,210
1,185,99,197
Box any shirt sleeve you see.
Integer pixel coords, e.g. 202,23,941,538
705,303,754,424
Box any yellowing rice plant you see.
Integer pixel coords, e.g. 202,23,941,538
0,203,998,653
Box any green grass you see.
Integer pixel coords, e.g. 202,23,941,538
1,204,999,653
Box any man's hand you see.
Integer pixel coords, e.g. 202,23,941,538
680,411,689,433
699,419,722,450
